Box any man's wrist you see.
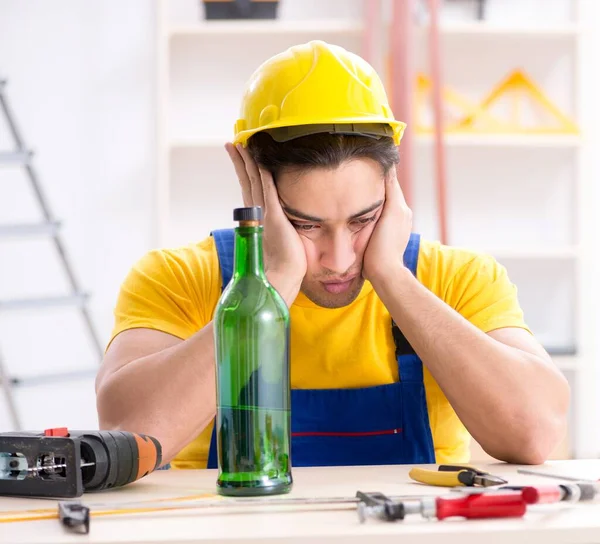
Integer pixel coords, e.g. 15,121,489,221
369,261,416,298
266,270,301,307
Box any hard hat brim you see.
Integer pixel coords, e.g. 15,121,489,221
234,119,407,147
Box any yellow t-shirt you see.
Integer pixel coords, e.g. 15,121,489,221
110,235,529,469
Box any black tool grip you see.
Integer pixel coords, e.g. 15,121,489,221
356,491,406,521
383,501,406,521
75,431,161,492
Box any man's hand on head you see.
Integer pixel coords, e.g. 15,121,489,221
225,142,307,306
362,166,413,288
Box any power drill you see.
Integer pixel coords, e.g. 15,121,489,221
0,428,162,498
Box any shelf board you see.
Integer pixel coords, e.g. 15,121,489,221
171,137,228,149
423,22,581,38
171,133,582,150
169,19,362,37
417,133,581,148
168,20,580,39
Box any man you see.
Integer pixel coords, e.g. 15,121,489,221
95,41,569,469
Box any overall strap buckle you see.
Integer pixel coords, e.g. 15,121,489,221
392,320,416,358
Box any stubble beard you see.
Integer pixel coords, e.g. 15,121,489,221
299,273,366,309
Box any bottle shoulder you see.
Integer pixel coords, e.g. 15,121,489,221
215,276,289,319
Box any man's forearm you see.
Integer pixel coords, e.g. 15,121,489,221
96,324,216,464
372,266,569,464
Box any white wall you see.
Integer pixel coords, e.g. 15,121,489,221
0,0,156,430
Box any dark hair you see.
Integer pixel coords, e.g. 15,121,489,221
247,131,399,181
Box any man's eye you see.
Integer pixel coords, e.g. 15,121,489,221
293,223,318,232
354,215,377,226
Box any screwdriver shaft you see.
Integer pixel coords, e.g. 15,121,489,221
517,469,597,483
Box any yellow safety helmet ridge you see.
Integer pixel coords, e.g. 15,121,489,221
233,40,406,146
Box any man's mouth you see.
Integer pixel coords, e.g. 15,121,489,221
320,275,358,294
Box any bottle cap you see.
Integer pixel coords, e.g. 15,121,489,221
233,206,263,222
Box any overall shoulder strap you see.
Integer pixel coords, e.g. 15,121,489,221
392,233,422,381
207,228,234,470
403,232,421,276
211,228,235,291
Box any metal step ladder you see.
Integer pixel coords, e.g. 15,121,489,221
0,78,104,430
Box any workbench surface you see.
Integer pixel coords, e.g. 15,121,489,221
2,460,600,543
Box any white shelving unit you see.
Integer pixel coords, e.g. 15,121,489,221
156,0,598,459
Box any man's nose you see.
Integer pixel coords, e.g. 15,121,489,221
320,230,356,275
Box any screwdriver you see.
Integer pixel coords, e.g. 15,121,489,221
518,483,600,504
450,482,600,504
515,469,600,503
358,491,527,522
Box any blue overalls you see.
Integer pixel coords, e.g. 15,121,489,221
207,229,435,467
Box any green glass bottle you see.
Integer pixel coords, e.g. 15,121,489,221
213,206,293,496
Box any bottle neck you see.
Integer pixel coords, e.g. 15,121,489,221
233,226,266,279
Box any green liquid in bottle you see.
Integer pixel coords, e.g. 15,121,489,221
213,207,292,496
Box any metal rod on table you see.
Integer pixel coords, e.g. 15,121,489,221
2,493,431,521
517,469,598,483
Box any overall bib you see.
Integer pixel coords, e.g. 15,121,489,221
207,229,435,467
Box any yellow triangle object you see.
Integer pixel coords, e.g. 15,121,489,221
456,69,579,134
414,73,507,134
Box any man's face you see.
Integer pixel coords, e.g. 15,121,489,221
277,158,386,308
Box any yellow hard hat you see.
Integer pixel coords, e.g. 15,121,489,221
233,40,406,146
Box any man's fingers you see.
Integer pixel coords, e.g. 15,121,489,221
237,144,265,208
258,167,283,219
378,167,411,228
385,167,408,209
225,143,253,207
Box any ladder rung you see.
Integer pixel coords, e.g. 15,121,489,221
0,294,89,311
0,222,60,238
545,346,577,356
0,151,31,165
1,368,97,387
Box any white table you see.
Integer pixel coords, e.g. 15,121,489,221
2,460,600,543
